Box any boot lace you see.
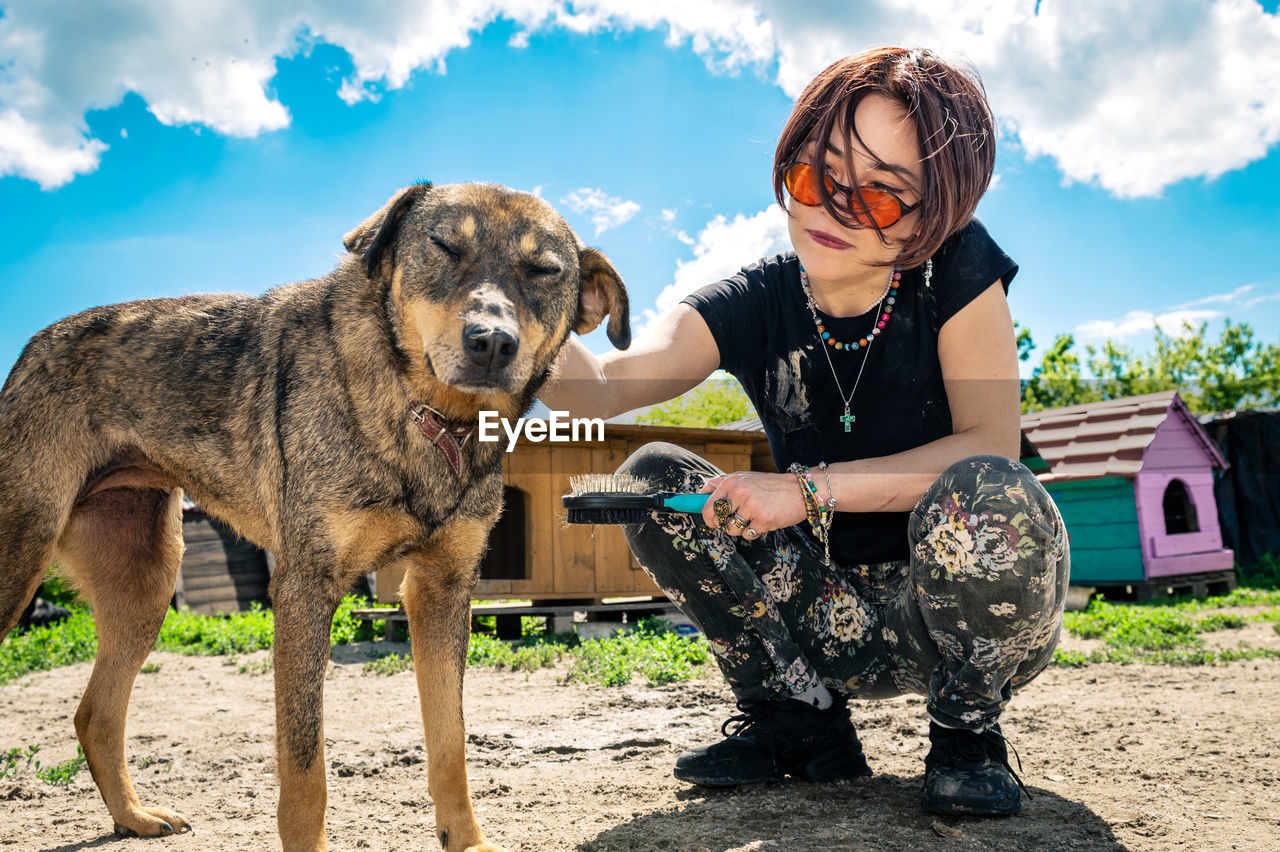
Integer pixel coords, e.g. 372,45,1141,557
720,702,781,771
937,725,1031,801
983,727,1031,801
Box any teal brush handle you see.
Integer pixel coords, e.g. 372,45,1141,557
660,493,711,513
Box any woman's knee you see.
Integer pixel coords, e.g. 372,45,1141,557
910,454,1066,598
615,441,722,492
915,455,1059,537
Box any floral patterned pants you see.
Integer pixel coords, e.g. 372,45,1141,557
617,442,1071,731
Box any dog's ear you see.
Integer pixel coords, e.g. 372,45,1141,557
343,182,433,279
574,247,631,350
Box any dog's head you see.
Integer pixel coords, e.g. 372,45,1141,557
343,182,629,415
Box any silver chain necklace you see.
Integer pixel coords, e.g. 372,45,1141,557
799,259,931,432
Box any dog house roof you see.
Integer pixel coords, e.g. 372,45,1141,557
1020,390,1227,484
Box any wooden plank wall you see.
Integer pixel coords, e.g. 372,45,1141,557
1044,477,1144,584
466,427,758,601
1134,414,1229,568
178,514,271,614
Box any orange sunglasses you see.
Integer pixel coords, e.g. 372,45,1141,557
783,162,920,229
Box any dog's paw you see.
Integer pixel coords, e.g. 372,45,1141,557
113,805,193,837
440,828,505,852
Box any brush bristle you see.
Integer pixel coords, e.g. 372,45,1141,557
565,507,654,525
566,472,653,496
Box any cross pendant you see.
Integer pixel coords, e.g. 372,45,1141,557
839,408,855,432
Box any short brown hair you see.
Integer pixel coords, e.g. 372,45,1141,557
772,46,996,267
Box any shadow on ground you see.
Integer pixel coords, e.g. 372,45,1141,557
578,774,1127,852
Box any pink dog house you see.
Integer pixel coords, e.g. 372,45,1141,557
1021,391,1235,592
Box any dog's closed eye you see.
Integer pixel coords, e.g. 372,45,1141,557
524,262,562,277
431,237,460,260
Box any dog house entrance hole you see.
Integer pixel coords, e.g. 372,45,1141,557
479,485,529,581
1162,479,1200,535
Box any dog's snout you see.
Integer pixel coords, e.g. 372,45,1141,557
462,324,519,370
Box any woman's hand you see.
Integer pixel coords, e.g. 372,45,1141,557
697,471,810,539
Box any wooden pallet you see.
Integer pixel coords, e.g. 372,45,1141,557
1092,569,1237,603
350,597,679,641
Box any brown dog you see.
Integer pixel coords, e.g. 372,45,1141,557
0,181,630,851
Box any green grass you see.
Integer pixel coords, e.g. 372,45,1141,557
0,744,87,786
463,616,711,686
362,652,413,676
0,608,99,685
2,599,709,688
1053,590,1280,667
466,632,571,674
566,617,710,686
1,745,41,781
0,596,376,686
36,746,86,786
1237,551,1280,590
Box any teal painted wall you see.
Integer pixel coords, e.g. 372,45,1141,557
1044,477,1144,584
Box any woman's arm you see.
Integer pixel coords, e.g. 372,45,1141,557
539,303,722,421
700,280,1020,531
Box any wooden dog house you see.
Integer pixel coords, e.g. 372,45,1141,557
175,503,273,614
1021,391,1235,591
373,422,764,604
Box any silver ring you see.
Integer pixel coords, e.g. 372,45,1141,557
744,527,760,539
729,512,750,530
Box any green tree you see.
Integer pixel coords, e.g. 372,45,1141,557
1021,318,1280,414
1148,320,1280,413
1021,333,1099,413
633,372,753,428
1083,338,1164,401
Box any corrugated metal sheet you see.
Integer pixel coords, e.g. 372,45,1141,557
1020,391,1226,484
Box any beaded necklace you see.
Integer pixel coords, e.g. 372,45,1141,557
799,259,931,432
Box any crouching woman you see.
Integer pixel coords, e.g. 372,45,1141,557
541,46,1069,816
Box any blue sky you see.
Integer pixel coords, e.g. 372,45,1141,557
2,1,1279,394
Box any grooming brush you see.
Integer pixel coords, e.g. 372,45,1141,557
562,472,710,524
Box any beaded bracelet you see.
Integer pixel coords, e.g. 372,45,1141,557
802,466,830,526
787,462,834,565
787,462,820,526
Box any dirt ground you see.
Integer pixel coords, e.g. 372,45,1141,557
2,626,1278,852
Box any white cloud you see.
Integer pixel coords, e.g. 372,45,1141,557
656,207,695,245
0,0,558,188
1175,284,1257,308
547,0,775,74
555,0,1280,198
560,187,641,235
1243,290,1280,310
633,204,790,340
1076,308,1222,341
0,109,106,190
754,0,1280,199
2,0,1278,197
1077,281,1280,343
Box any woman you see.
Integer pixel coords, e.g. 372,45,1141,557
540,46,1069,817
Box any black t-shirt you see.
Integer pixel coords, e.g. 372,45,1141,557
681,218,1018,564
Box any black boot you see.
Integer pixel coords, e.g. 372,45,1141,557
922,722,1027,816
673,695,872,787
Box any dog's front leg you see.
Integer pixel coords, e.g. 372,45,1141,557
271,574,342,852
403,517,505,852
